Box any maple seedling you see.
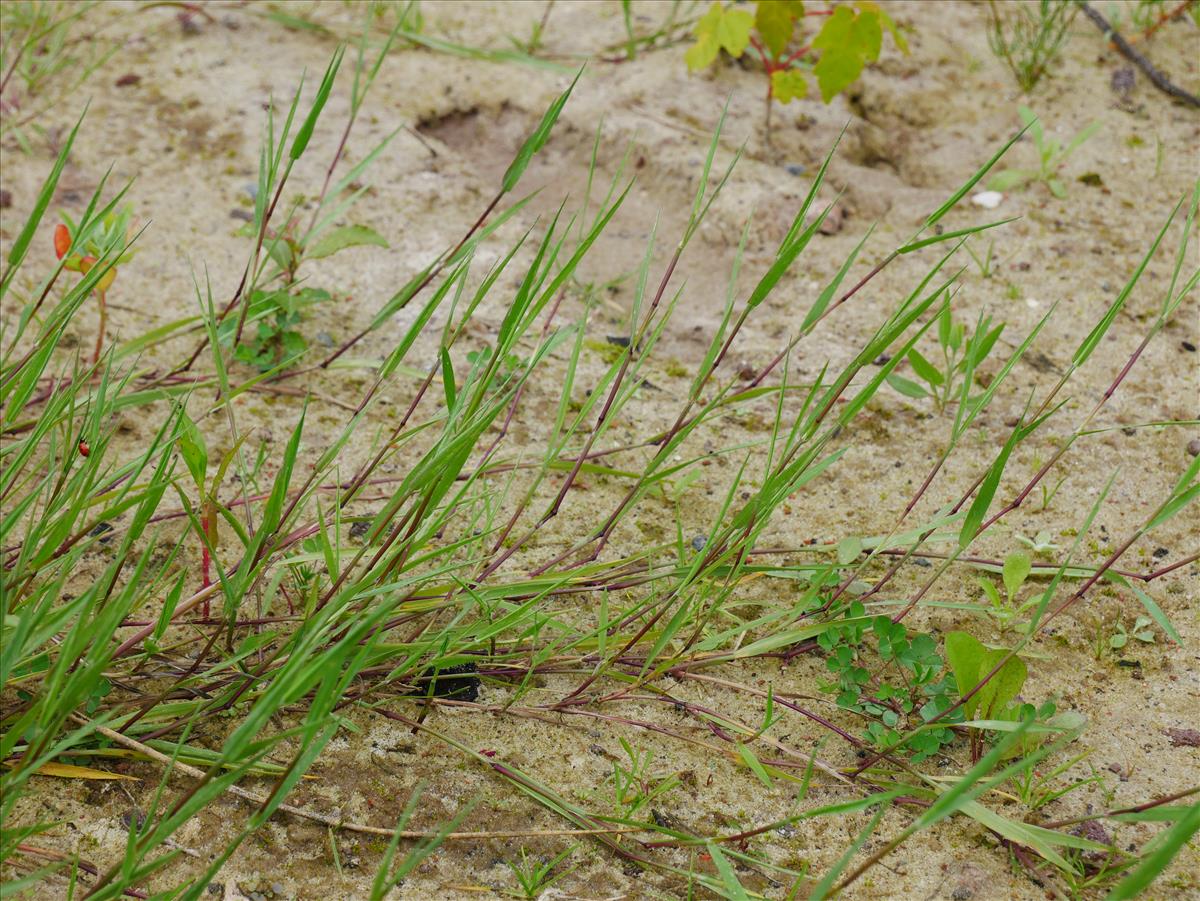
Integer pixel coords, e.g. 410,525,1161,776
686,1,908,143
53,206,134,364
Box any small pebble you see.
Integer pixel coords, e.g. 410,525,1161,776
1182,340,1196,352
315,331,335,348
1187,438,1200,457
970,190,1002,209
785,164,806,176
691,535,707,552
206,884,223,898
0,189,11,209
271,884,284,896
913,557,931,568
230,209,253,221
115,73,141,87
1152,547,1169,558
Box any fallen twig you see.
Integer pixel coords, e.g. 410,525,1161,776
1078,1,1200,107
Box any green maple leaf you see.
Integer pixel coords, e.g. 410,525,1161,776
755,0,805,58
812,5,885,102
686,2,754,72
771,68,808,103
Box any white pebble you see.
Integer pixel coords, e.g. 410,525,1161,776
971,191,1003,209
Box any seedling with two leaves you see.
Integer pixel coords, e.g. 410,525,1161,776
886,304,1005,413
1109,615,1157,651
988,106,1099,199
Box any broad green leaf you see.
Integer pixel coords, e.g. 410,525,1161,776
811,5,884,102
907,348,943,386
866,0,909,54
975,648,1025,719
756,0,803,57
1001,552,1030,603
886,373,928,398
946,632,1026,721
836,536,862,565
714,5,753,56
306,224,388,259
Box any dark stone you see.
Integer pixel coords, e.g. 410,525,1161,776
90,521,115,544
406,661,480,702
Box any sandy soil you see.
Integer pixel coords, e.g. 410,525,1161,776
1,1,1198,899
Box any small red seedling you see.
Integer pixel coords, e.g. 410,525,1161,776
52,207,134,364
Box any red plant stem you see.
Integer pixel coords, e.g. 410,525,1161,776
200,511,212,618
15,844,149,899
1040,786,1200,829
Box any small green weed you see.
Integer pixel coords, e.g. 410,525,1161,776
1015,529,1060,555
886,304,1004,413
964,237,996,279
503,845,578,899
989,106,1099,198
606,738,681,820
226,287,331,372
1109,614,1157,651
